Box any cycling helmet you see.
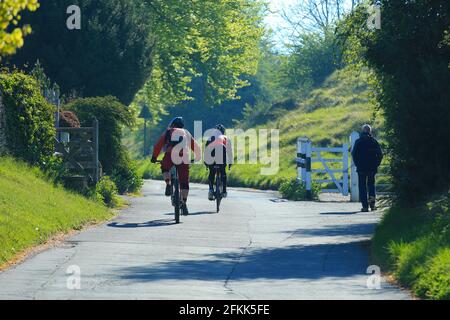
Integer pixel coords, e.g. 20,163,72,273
215,124,226,135
169,117,185,129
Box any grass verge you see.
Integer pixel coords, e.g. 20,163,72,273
372,191,450,299
0,157,113,267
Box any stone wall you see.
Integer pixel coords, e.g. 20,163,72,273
0,94,6,155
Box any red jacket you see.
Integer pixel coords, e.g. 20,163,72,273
153,128,201,161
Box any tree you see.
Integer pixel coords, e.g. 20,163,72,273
8,0,155,105
339,0,450,203
0,0,39,58
282,30,342,91
135,0,266,111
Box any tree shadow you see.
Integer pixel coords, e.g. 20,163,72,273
320,211,360,215
108,219,176,228
283,223,376,238
118,241,370,282
164,211,217,216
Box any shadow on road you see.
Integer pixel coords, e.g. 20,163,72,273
283,223,376,238
108,219,176,228
118,241,369,282
164,211,217,216
320,211,360,215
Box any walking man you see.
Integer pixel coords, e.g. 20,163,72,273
352,124,383,212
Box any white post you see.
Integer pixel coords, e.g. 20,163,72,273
350,131,360,202
297,138,303,182
342,143,349,196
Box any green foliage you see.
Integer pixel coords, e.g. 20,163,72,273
8,0,154,105
0,156,112,266
279,179,320,201
0,71,55,166
95,176,119,207
65,96,132,173
65,96,142,194
133,0,265,116
339,0,450,203
0,0,39,58
282,31,342,92
111,153,143,194
372,191,450,300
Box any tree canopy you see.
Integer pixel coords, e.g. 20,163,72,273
0,0,39,58
8,0,155,105
339,0,450,203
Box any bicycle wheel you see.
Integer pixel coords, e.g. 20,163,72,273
173,178,180,224
215,173,222,213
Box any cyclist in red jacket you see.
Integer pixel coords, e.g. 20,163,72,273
151,117,201,215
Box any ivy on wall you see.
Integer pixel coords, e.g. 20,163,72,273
0,71,55,165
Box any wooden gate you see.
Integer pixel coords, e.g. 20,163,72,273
55,119,100,185
296,138,349,198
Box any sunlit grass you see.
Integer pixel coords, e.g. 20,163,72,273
0,157,113,266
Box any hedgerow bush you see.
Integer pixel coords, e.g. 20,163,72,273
0,72,55,166
111,152,143,194
279,179,320,201
65,96,142,194
95,176,119,207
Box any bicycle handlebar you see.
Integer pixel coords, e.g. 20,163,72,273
153,159,198,164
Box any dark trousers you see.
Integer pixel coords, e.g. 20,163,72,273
358,172,376,208
208,165,227,193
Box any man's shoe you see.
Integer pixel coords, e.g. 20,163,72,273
208,190,214,201
370,205,377,211
223,192,228,198
181,203,189,216
165,184,173,197
361,207,369,212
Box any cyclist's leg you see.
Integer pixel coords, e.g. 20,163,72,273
208,165,215,191
208,165,215,200
177,164,190,203
161,153,174,196
220,164,227,194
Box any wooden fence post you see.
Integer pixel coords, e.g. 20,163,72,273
350,131,360,202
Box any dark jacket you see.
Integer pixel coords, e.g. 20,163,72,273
352,133,383,173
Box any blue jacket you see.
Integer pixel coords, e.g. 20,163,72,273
352,133,383,173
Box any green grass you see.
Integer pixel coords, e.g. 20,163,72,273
0,157,113,266
138,67,383,190
372,191,450,300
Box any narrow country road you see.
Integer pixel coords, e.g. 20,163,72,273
0,181,410,300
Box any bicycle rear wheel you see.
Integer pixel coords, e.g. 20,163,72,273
173,178,180,224
215,173,222,213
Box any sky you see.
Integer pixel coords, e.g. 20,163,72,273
264,0,298,49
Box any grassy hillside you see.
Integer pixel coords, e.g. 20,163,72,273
0,157,113,267
138,67,384,190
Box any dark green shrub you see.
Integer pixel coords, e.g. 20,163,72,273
111,153,143,194
0,72,55,166
96,176,119,207
65,96,142,194
339,1,450,204
279,179,320,201
65,96,133,175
